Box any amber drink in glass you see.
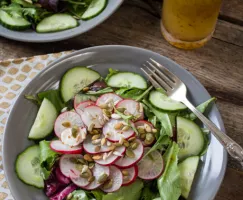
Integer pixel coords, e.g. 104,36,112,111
161,0,222,49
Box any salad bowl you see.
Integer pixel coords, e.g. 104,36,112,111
0,1,124,43
3,45,227,200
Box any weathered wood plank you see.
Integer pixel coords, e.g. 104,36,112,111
220,0,243,25
215,168,243,200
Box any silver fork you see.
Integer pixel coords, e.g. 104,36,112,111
141,58,243,165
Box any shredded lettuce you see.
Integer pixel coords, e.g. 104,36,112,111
86,87,114,95
39,140,59,180
157,142,181,200
105,68,119,82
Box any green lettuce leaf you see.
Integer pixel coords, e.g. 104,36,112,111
39,140,59,180
143,100,173,137
91,190,104,200
157,142,181,200
38,90,65,112
102,180,144,200
140,181,160,200
180,97,216,121
70,190,89,200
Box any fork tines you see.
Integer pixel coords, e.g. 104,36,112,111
141,58,179,92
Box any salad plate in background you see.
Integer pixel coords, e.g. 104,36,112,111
0,0,123,42
3,45,227,200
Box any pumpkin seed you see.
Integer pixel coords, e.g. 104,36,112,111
108,145,116,151
71,127,79,138
119,137,124,145
101,138,107,146
103,179,113,189
84,154,93,162
88,123,95,132
82,87,90,92
95,146,101,152
146,133,155,142
103,152,108,160
88,162,95,169
114,122,123,130
113,151,123,157
98,173,108,184
122,125,130,131
123,175,130,181
111,113,121,119
144,124,152,133
139,103,143,112
122,170,129,176
106,141,112,146
92,154,102,160
152,128,158,133
114,142,123,147
80,172,90,178
99,103,108,109
92,134,101,140
77,158,86,165
88,176,95,183
75,164,83,171
92,129,100,135
140,133,146,139
92,139,101,145
128,136,136,142
137,126,145,134
81,165,88,174
102,109,111,117
126,149,135,158
131,142,139,150
66,193,73,200
105,132,111,138
123,140,130,147
62,121,71,128
117,107,126,113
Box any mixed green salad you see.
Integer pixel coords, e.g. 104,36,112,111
16,66,216,200
0,0,107,32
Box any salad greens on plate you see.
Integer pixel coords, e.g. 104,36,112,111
15,66,216,200
0,0,107,32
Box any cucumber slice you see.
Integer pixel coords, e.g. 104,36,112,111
28,98,57,140
149,90,187,111
60,67,100,102
15,145,44,188
81,0,108,20
177,117,204,160
107,72,147,89
0,10,31,31
179,156,199,199
36,14,78,33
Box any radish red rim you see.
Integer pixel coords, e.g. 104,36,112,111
121,165,138,186
96,93,123,109
50,140,83,154
115,139,144,169
75,100,95,116
116,99,144,121
101,166,123,193
83,163,110,190
54,111,83,138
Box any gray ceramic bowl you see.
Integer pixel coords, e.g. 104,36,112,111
3,45,227,200
0,1,123,43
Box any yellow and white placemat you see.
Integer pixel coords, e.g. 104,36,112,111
0,51,73,200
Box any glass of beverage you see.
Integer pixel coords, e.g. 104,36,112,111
161,0,222,49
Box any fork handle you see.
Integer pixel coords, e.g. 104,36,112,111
182,98,243,164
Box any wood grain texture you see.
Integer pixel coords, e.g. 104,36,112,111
220,0,243,25
0,0,243,199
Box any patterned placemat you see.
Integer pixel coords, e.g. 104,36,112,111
0,51,73,200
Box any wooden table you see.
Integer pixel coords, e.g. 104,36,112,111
0,0,242,199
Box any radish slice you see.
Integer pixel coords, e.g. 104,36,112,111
83,163,110,190
135,120,156,147
95,146,126,166
59,154,83,178
80,105,106,128
70,172,91,188
74,94,97,109
50,140,83,154
75,100,95,116
115,139,144,169
96,93,122,109
121,165,138,186
101,166,123,193
83,135,110,154
54,111,83,138
137,147,164,180
60,127,86,147
103,119,135,142
116,99,143,121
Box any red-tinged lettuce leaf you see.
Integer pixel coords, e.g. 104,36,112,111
50,184,77,200
38,0,59,11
